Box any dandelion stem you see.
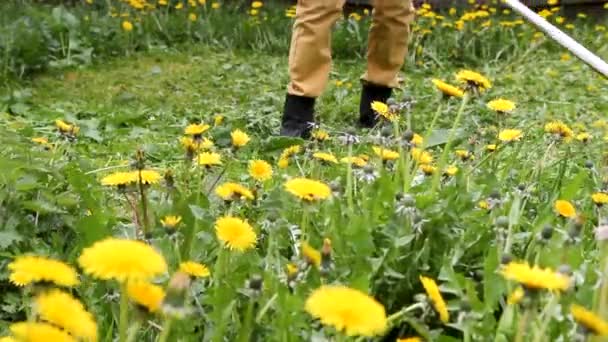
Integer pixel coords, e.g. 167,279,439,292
137,171,150,238
237,298,256,342
119,282,129,342
431,93,469,194
126,321,141,342
515,307,531,342
158,318,173,342
532,295,558,342
346,143,354,213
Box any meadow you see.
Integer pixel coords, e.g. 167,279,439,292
1,0,608,341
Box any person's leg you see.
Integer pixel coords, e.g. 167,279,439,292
359,0,415,127
281,0,346,138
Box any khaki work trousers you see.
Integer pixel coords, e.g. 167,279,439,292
287,0,415,98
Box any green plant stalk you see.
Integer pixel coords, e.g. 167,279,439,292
158,318,173,342
300,204,309,240
237,299,256,342
137,172,150,237
431,93,469,193
119,282,129,342
126,321,141,342
181,167,206,259
346,143,354,214
211,247,230,342
532,295,558,342
597,240,608,316
354,303,424,342
515,307,531,342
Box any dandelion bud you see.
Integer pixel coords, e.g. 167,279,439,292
568,223,582,240
401,194,416,208
500,254,512,265
403,129,414,142
164,170,175,189
495,216,509,228
134,149,146,170
162,272,191,318
320,238,333,277
540,225,553,240
246,274,263,297
517,184,526,192
557,264,572,276
584,160,594,169
380,126,393,138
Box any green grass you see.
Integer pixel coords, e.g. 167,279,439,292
2,1,608,341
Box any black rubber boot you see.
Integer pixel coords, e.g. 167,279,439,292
359,83,392,128
280,94,315,138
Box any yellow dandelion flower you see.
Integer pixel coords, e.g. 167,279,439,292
455,69,492,92
431,79,464,98
555,199,576,218
100,172,137,187
487,99,516,113
211,2,220,8
231,129,251,148
444,165,458,176
576,132,592,143
548,0,558,4
312,129,329,141
545,121,574,140
420,276,449,323
571,304,608,336
251,1,263,8
500,261,569,291
373,146,400,161
134,170,162,185
286,263,298,278
592,193,608,206
215,216,257,252
127,280,165,313
215,182,255,201
55,119,79,135
411,133,424,147
478,200,490,210
248,160,273,182
420,164,437,175
498,129,523,142
313,152,338,164
188,12,197,21
305,285,387,337
10,322,75,342
198,152,222,166
277,157,289,169
0,337,16,342
179,261,210,278
397,338,423,342
78,238,167,282
340,156,367,168
284,178,331,202
507,287,525,305
121,20,133,32
214,115,224,126
486,144,497,152
371,101,397,122
8,256,79,287
411,148,433,165
31,137,49,145
34,290,97,341
160,215,181,229
455,149,474,161
282,145,302,158
184,123,210,136
301,242,321,267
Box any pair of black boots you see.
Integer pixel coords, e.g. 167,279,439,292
279,84,392,138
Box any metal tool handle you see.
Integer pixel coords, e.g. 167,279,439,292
503,0,608,78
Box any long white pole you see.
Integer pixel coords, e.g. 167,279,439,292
503,0,608,78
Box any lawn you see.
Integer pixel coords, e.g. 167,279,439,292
1,1,608,341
